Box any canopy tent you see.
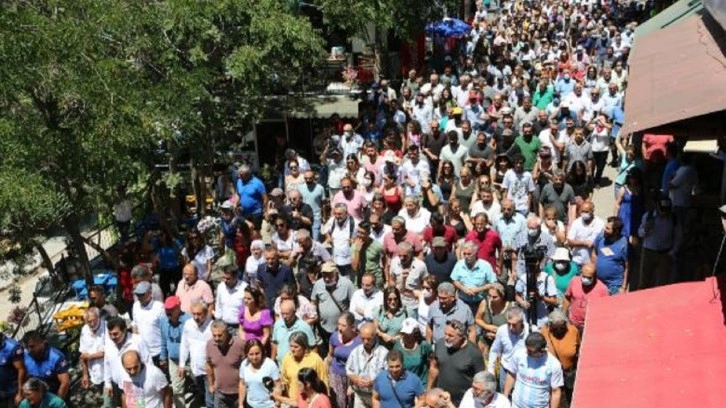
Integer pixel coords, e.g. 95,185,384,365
425,18,471,38
573,275,726,407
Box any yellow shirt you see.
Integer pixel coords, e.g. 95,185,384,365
281,352,329,398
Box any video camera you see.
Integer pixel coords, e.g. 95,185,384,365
523,245,546,326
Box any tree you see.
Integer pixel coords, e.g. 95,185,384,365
0,0,325,284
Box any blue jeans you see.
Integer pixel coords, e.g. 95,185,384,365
312,218,321,242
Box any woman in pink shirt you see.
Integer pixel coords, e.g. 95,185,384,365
296,368,332,408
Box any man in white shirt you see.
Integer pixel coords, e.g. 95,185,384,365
322,203,358,276
119,350,172,408
369,213,391,245
538,119,566,165
79,308,106,393
213,265,247,337
399,146,431,196
566,201,605,266
179,301,213,408
132,281,165,361
104,317,151,405
487,307,529,391
459,371,511,408
470,186,502,225
339,123,365,158
349,273,384,328
504,333,563,408
397,196,432,235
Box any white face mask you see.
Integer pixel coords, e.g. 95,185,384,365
362,179,372,187
422,289,432,298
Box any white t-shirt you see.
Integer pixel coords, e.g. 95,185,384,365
245,255,265,283
510,349,564,408
79,324,106,385
502,169,536,213
538,129,567,164
182,245,215,280
589,126,610,152
120,363,169,408
389,258,428,308
567,216,605,265
470,200,502,225
214,280,248,324
132,300,165,356
459,389,512,408
439,144,469,176
397,208,432,235
271,230,298,254
323,217,357,265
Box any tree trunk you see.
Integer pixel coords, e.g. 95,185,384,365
33,241,55,275
63,216,93,287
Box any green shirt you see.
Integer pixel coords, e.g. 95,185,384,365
352,240,384,286
514,136,542,171
545,262,580,297
19,393,68,408
393,340,433,389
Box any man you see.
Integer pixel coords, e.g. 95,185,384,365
255,248,295,310
179,301,213,408
470,186,501,225
88,285,118,320
422,389,457,408
175,264,214,314
422,120,447,174
213,265,246,336
513,216,556,278
424,237,457,284
399,145,431,197
79,308,105,400
21,331,69,399
132,281,164,363
514,246,558,328
459,371,511,408
0,331,26,407
538,170,576,224
563,127,594,173
346,323,388,408
372,350,424,408
427,282,476,343
513,123,541,172
451,241,497,314
206,321,244,408
298,170,326,240
538,119,566,165
18,379,66,408
339,123,365,158
397,196,432,235
566,202,605,267
429,319,485,406
322,147,346,197
159,296,188,408
487,306,529,386
332,177,366,223
438,130,469,177
504,333,563,408
350,273,384,328
495,200,527,276
592,217,629,295
382,217,423,268
563,264,609,329
311,262,355,353
271,300,316,365
235,164,267,229
388,242,428,313
279,189,313,232
351,222,385,287
412,93,434,134
103,317,151,406
119,350,171,408
293,229,331,266
368,213,391,246
130,265,164,302
501,154,535,216
513,96,538,131
467,132,495,177
465,213,502,273
322,203,358,277
638,197,680,289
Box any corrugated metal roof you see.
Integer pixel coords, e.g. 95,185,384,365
634,0,704,40
621,13,726,135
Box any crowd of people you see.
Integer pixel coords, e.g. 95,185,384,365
1,1,693,408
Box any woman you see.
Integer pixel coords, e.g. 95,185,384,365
545,248,580,298
392,318,433,390
373,287,408,349
276,332,329,407
492,154,511,198
238,286,273,346
270,215,297,264
445,198,473,239
296,368,332,408
364,193,394,226
181,230,215,281
614,167,645,240
416,276,439,333
239,339,280,408
437,160,458,204
440,87,457,111
18,378,67,408
298,257,321,299
541,310,580,404
588,113,612,185
475,283,512,355
380,172,404,214
153,228,182,296
345,154,366,187
285,159,306,194
614,143,639,197
358,171,377,203
567,160,594,211
327,312,362,408
406,120,423,149
245,240,265,286
583,65,598,90
274,284,318,327
450,167,476,214
233,220,253,275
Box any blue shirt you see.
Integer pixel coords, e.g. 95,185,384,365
495,213,526,249
450,259,497,304
373,370,424,408
593,233,628,289
554,78,575,97
239,358,279,408
157,243,181,270
235,176,266,216
660,159,681,194
271,318,316,366
297,183,325,221
253,264,296,310
18,393,67,408
24,347,68,395
427,299,475,343
160,313,189,362
0,337,23,394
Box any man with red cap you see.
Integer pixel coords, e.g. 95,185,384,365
159,296,189,408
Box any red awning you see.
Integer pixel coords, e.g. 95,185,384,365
572,276,726,407
621,13,726,135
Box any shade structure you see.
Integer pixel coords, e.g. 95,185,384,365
425,18,471,38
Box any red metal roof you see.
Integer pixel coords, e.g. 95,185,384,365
621,13,726,135
572,276,726,407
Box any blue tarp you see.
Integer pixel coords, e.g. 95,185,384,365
425,18,471,38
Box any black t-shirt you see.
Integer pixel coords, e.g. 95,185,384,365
280,203,314,232
434,339,486,405
422,132,448,158
424,252,457,283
